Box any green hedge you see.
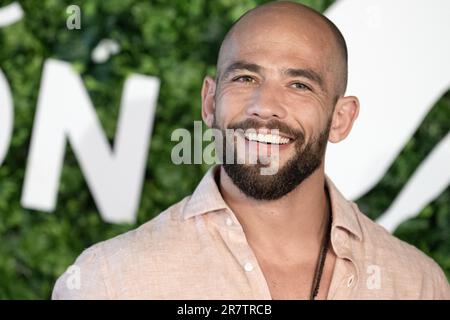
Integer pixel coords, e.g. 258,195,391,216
0,0,448,299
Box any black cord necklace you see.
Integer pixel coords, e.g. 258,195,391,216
309,208,332,300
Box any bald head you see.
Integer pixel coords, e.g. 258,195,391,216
216,1,348,97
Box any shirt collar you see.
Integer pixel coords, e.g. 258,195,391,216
183,165,363,241
183,166,229,219
325,175,363,241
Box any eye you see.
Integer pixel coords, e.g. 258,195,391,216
233,75,255,83
291,82,311,91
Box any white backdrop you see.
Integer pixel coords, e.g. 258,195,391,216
325,0,450,231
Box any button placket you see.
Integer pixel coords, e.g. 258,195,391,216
215,211,271,299
329,229,360,299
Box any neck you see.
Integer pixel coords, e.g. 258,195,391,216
219,163,331,263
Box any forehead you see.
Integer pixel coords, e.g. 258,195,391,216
218,11,336,76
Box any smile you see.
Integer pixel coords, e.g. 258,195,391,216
243,132,292,145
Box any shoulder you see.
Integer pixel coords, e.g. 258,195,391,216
99,196,192,253
354,206,449,299
52,196,192,299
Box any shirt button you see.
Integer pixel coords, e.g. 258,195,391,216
244,262,254,272
226,217,233,226
347,274,355,288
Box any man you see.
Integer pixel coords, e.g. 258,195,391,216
53,1,450,299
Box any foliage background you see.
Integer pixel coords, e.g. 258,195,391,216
0,0,448,299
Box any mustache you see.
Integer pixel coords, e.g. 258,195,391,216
226,118,304,141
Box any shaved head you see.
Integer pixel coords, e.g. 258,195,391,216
217,1,348,97
203,1,359,200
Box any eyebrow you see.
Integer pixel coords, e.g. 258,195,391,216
221,61,262,80
283,68,324,90
221,60,325,91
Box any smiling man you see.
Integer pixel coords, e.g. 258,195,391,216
53,1,450,300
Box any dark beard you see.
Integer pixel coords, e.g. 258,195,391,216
213,117,331,200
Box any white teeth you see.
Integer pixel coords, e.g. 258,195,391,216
244,132,290,144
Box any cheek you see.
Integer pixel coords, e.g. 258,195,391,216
287,93,320,113
218,84,254,106
215,87,252,126
284,94,329,140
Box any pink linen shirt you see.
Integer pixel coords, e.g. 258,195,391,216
52,166,450,299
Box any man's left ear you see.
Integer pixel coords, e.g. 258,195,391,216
328,96,360,143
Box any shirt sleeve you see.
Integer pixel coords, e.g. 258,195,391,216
52,244,110,299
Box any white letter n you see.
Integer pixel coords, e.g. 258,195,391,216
21,59,159,224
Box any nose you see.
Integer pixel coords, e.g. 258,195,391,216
245,82,288,120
